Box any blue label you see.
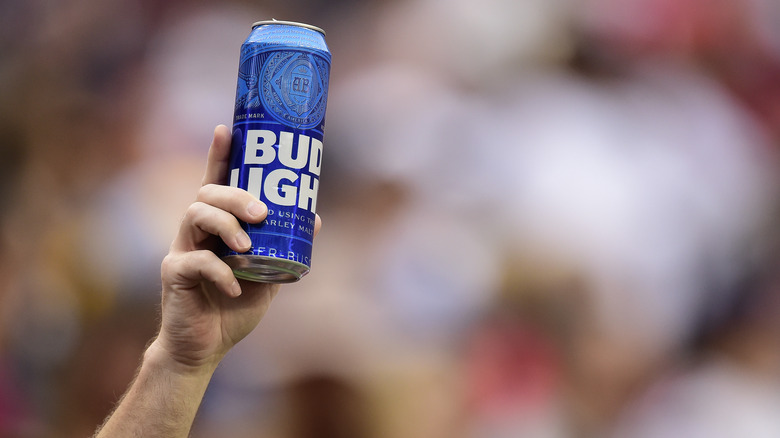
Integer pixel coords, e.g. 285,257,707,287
224,26,329,268
224,123,321,267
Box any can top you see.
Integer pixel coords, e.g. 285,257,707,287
252,19,325,36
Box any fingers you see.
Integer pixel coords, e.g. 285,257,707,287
314,214,322,238
172,185,267,253
201,125,232,186
197,184,267,224
162,250,243,297
174,201,250,253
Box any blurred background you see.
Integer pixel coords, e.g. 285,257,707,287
2,0,780,437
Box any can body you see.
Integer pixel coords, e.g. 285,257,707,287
222,21,331,283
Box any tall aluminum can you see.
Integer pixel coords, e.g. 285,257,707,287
222,20,331,283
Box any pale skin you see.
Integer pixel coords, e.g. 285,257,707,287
93,125,321,437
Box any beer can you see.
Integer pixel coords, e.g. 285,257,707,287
222,20,331,283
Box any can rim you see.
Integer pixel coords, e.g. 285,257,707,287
252,19,325,36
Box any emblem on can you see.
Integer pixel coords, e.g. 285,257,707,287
261,51,329,129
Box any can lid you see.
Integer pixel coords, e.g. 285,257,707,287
252,19,325,36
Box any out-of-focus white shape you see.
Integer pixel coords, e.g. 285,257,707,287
368,201,501,345
327,64,466,183
611,359,780,438
374,0,574,82
331,56,776,360
492,64,775,356
139,7,257,157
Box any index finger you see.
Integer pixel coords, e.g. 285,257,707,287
201,125,232,186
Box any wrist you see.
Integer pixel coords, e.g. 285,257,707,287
144,338,222,378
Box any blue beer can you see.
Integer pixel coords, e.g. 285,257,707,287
222,20,331,283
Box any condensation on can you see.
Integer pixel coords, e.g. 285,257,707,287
221,20,330,283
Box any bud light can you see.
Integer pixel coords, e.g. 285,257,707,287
222,20,331,283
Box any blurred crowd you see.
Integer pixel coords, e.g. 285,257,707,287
2,0,780,437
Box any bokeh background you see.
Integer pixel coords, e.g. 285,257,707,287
2,0,780,437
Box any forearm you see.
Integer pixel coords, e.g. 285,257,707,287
94,339,219,438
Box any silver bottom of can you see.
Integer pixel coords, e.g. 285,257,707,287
222,255,309,284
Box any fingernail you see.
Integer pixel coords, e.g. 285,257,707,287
231,280,242,297
247,201,266,218
236,230,251,250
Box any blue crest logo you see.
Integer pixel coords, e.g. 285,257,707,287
259,51,329,129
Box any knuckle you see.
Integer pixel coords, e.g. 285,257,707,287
160,253,178,276
196,183,219,202
183,201,207,221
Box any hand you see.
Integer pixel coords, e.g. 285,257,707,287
151,125,320,373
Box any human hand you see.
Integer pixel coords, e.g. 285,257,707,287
150,125,320,374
